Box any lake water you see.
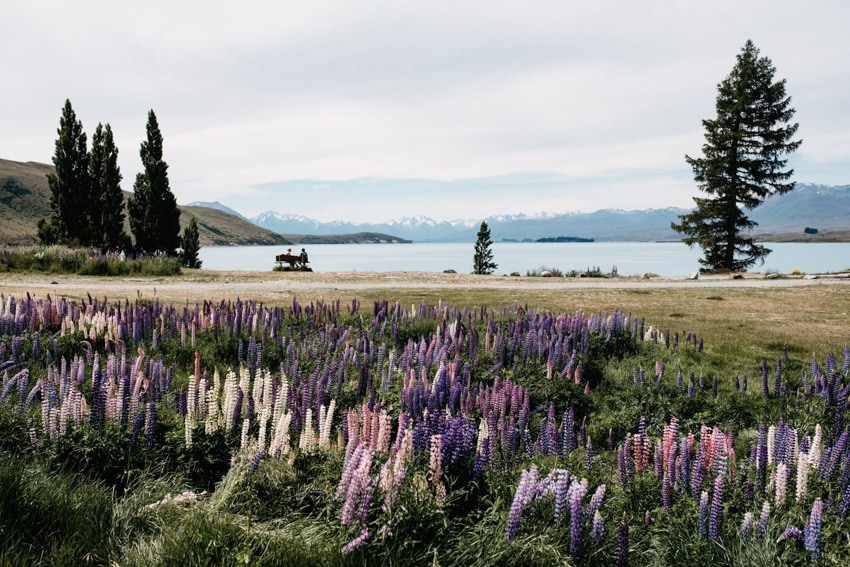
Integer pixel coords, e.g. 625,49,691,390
198,242,849,278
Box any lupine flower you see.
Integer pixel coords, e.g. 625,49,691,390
709,473,724,541
740,512,754,540
505,466,537,541
553,469,570,526
777,526,803,542
795,450,809,502
341,528,369,555
775,462,787,507
804,498,823,561
757,501,771,536
570,478,588,558
698,490,709,538
591,510,605,544
615,513,629,567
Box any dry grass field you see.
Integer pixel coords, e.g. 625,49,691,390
3,269,848,359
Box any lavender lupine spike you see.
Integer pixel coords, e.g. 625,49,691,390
757,501,771,537
698,490,709,539
777,526,803,542
709,474,724,541
585,484,606,523
804,498,824,561
505,466,537,541
569,479,588,558
591,510,605,544
553,469,570,526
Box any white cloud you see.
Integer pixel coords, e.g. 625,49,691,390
2,1,848,222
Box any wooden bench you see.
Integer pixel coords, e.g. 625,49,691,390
274,253,310,270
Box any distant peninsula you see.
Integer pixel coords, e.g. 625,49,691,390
535,236,595,243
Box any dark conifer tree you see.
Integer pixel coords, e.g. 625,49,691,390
180,216,202,269
128,110,181,255
672,40,801,272
89,123,127,252
39,99,91,245
473,221,497,275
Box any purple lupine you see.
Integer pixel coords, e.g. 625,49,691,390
804,498,824,561
777,526,803,542
698,490,709,538
709,474,724,541
662,473,672,514
247,449,265,479
569,479,588,558
615,513,629,567
591,510,605,544
553,469,570,526
761,358,770,397
505,466,537,541
341,528,369,555
585,484,606,523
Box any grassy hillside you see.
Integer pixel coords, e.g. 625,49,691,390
1,158,289,247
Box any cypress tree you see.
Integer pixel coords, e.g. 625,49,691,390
473,221,497,275
89,123,127,252
128,110,181,255
39,99,90,245
672,41,801,272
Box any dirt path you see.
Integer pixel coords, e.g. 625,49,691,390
2,269,849,299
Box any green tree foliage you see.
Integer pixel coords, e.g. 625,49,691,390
473,221,497,275
89,123,128,252
128,110,181,256
39,99,91,246
672,40,801,272
180,216,203,269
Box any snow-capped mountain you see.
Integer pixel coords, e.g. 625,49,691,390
242,183,849,242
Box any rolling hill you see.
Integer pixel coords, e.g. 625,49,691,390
0,158,289,247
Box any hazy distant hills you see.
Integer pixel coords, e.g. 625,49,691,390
237,183,850,242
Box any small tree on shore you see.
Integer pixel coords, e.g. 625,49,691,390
180,216,202,269
473,221,497,275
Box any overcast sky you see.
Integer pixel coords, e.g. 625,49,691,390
3,1,849,222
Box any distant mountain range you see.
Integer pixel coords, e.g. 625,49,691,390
193,183,850,242
3,156,847,246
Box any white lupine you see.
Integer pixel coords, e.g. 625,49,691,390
257,407,271,450
241,418,251,451
767,425,776,465
318,400,336,449
273,374,289,427
185,415,194,448
270,412,292,456
299,408,315,452
795,450,809,502
809,424,823,471
775,462,787,507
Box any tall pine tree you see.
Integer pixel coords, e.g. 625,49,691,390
473,221,497,275
672,40,801,272
128,110,181,256
39,99,91,245
89,123,127,252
